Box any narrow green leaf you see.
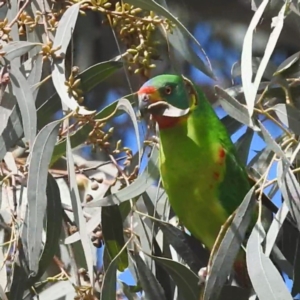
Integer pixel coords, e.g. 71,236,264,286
100,250,119,300
119,282,140,300
29,174,62,284
258,120,288,163
52,3,79,52
10,64,37,148
241,0,270,117
235,128,254,165
265,202,289,257
3,41,42,61
131,251,167,300
25,120,60,275
275,51,300,75
215,85,257,129
66,135,95,285
252,3,287,91
116,98,141,165
27,54,43,101
78,60,123,92
52,3,93,115
150,255,200,300
0,93,23,161
102,204,128,271
277,160,300,232
246,222,292,300
51,122,93,165
273,103,300,135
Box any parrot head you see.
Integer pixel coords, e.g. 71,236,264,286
138,74,195,129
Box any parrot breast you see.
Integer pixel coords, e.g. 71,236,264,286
159,117,230,250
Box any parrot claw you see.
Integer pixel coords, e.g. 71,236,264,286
198,267,208,285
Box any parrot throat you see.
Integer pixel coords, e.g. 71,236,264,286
153,115,187,130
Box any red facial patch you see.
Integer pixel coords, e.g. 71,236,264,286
138,86,157,95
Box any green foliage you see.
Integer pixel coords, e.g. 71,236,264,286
1,0,300,300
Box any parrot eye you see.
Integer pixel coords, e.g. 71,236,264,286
164,86,172,95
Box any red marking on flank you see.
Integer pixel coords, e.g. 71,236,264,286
219,147,225,159
213,172,220,180
138,86,156,95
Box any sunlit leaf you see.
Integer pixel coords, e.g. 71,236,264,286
25,120,60,275
246,221,292,300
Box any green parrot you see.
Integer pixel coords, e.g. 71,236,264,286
138,74,258,286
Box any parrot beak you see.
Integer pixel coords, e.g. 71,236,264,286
138,86,190,118
138,86,168,116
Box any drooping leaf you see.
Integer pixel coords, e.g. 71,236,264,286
273,104,300,135
215,85,257,129
151,255,200,300
0,93,23,161
258,120,288,163
25,120,60,275
37,62,123,129
277,160,300,232
3,41,42,61
27,54,43,101
51,3,93,115
265,202,289,257
50,97,136,166
246,221,292,300
101,246,129,300
274,51,300,75
231,57,276,81
78,60,123,92
29,174,63,284
152,239,174,300
10,64,37,148
221,115,244,136
131,251,167,300
142,190,208,272
203,186,256,300
241,0,269,117
116,98,141,167
102,204,128,271
235,127,254,165
66,135,95,285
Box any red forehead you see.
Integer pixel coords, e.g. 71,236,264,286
138,86,157,94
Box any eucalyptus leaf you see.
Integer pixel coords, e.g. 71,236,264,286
66,135,95,285
78,60,123,92
203,186,256,300
131,251,167,300
10,64,37,148
25,120,60,275
102,204,128,271
150,255,200,300
3,41,42,61
246,221,292,300
241,0,270,117
273,103,300,135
